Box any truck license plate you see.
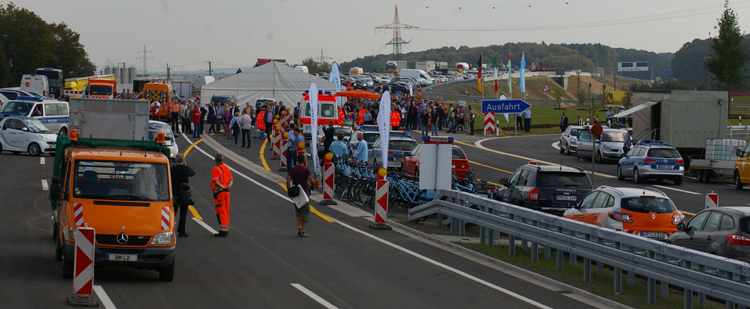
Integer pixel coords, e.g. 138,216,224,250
640,232,667,240
106,254,137,261
555,195,577,201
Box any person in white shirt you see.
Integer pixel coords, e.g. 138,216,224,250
240,110,253,148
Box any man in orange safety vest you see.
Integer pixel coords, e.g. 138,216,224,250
211,153,233,237
390,110,401,130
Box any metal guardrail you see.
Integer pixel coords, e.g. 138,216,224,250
408,190,750,308
728,126,750,138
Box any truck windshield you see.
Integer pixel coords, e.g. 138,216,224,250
73,160,170,202
0,101,33,115
89,85,113,96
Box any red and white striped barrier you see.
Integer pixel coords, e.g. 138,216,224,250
279,132,289,172
484,112,496,136
68,225,97,306
63,90,85,98
706,192,719,209
271,121,281,160
320,153,337,205
370,168,392,230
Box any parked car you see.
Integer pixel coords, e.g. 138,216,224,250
616,141,684,185
375,83,409,94
369,136,418,169
563,186,684,241
318,126,354,150
575,128,627,162
560,125,584,155
668,207,750,262
148,120,178,161
0,88,43,101
490,162,593,215
350,128,410,149
0,116,57,156
402,144,471,180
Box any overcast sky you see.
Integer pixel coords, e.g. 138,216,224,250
8,0,747,73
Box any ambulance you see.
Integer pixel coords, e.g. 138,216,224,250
300,91,339,140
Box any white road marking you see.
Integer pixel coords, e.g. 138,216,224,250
474,139,615,179
335,220,553,309
652,185,701,195
188,134,553,308
551,142,560,150
41,179,48,191
192,217,218,235
40,157,45,164
291,283,338,309
93,285,117,309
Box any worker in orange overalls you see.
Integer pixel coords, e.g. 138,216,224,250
211,153,233,237
390,109,401,130
256,108,266,139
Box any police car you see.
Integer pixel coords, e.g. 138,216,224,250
0,97,69,136
616,140,684,185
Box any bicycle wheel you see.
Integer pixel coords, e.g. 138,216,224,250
456,125,465,134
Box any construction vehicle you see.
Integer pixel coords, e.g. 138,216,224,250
530,62,556,72
62,74,117,99
49,98,176,281
86,79,117,99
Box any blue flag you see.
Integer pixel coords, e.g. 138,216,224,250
520,53,526,93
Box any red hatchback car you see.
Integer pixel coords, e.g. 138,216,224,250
401,144,471,180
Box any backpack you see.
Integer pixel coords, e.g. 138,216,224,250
232,118,240,131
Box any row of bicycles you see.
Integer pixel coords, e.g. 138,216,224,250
331,155,487,209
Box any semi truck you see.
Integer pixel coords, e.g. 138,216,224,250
50,98,176,281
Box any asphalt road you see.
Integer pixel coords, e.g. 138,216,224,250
0,128,603,308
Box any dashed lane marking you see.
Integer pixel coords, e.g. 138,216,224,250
40,157,45,164
188,205,203,220
41,179,48,191
93,285,117,309
291,283,338,309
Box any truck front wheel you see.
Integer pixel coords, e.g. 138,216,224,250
158,258,175,282
61,249,73,279
735,172,745,190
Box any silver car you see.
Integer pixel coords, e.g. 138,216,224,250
669,207,750,262
560,125,583,155
575,129,627,162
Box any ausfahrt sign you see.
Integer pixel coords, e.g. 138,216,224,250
481,99,531,114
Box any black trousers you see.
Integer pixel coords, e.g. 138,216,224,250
173,194,189,233
241,129,252,147
523,119,531,132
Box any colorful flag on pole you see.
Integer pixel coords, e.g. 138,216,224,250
492,56,498,93
476,54,483,92
520,53,526,93
507,55,512,96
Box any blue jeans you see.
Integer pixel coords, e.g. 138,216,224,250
233,129,240,145
193,123,200,138
431,123,438,136
421,124,428,136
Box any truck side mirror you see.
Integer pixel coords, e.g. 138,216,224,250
737,149,743,157
50,176,61,199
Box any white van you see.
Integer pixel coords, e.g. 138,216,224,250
20,75,49,98
398,69,434,85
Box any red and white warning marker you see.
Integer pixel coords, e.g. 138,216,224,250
370,168,392,230
161,207,171,230
706,192,719,209
74,203,84,226
68,224,97,306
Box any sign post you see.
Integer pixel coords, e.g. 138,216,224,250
481,99,531,137
590,124,603,187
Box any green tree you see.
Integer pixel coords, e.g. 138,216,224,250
552,89,564,109
576,90,586,110
48,23,95,77
0,3,55,85
705,1,750,105
622,91,633,109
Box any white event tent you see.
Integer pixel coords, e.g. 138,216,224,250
200,61,336,106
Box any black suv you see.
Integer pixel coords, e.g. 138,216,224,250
488,163,593,215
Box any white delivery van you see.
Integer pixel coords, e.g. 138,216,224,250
399,69,434,85
20,75,50,98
